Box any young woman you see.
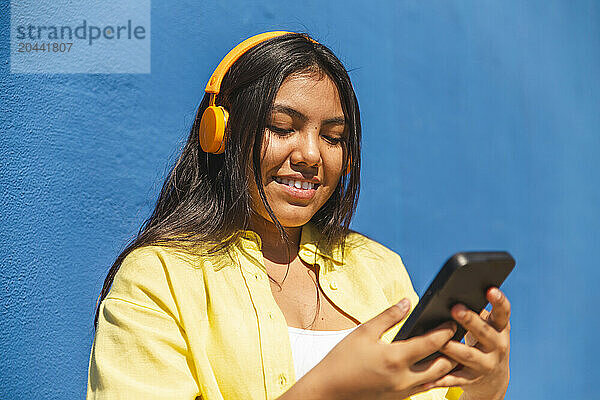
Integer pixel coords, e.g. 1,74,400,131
87,32,511,400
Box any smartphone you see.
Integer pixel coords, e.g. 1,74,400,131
392,251,515,361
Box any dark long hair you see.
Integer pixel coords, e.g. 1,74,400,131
94,32,362,327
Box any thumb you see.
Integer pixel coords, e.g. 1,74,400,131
364,298,411,339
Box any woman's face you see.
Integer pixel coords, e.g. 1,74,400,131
249,70,347,228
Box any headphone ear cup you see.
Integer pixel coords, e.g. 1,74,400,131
199,106,229,154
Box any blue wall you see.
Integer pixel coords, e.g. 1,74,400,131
1,1,598,398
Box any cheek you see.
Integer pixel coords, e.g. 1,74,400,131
324,150,345,180
260,141,289,177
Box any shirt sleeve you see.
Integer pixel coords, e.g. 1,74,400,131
87,248,203,400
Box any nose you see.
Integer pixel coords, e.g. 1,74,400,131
290,127,321,170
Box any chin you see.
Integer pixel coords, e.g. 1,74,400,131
279,220,310,228
278,205,319,225
271,215,311,228
263,208,313,228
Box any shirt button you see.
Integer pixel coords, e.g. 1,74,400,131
203,260,213,269
278,373,287,386
267,312,273,319
254,273,260,280
329,280,338,290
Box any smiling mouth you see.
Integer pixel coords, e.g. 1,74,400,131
273,176,319,190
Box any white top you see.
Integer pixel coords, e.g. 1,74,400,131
288,325,359,380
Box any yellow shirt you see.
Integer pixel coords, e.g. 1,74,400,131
87,222,462,400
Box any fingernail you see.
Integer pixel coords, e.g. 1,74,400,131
396,299,409,312
443,321,457,331
456,305,466,319
493,289,502,301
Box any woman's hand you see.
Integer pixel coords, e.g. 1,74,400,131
428,287,511,400
286,299,459,400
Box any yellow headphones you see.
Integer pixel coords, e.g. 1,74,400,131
198,31,352,175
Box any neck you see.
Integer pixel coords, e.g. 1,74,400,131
248,214,302,264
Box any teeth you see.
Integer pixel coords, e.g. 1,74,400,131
274,177,316,190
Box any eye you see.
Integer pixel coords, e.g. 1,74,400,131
322,135,344,145
267,125,294,135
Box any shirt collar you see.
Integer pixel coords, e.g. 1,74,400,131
298,222,345,266
236,221,345,268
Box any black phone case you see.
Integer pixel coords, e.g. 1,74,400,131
392,251,515,361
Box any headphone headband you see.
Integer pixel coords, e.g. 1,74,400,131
204,31,293,94
199,30,351,177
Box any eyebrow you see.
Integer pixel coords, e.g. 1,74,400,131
271,104,346,126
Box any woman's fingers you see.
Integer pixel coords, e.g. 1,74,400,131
408,354,458,387
464,329,478,347
435,291,512,400
487,287,511,331
397,321,457,364
361,298,412,340
451,304,499,352
439,339,498,372
424,365,479,389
